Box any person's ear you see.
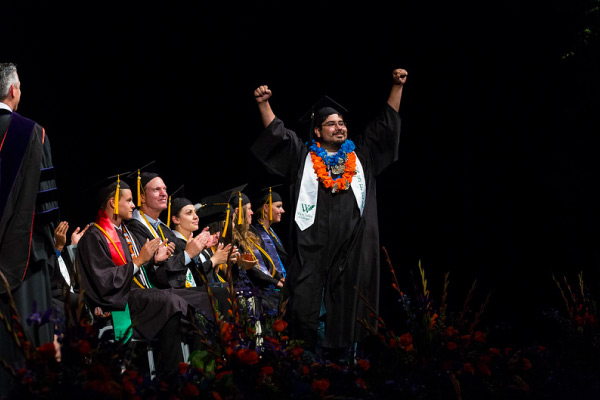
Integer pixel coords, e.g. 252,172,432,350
314,126,321,138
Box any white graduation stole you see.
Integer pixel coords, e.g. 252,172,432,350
295,152,365,231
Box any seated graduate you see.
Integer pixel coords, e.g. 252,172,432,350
124,169,225,318
75,176,198,379
250,185,287,288
195,185,258,288
168,194,235,316
199,185,283,314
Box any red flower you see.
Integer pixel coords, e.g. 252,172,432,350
446,341,457,351
473,331,486,343
237,348,259,365
478,362,491,376
179,362,190,375
181,382,199,397
37,342,56,361
444,326,459,337
290,346,304,359
272,319,288,332
302,365,310,376
212,392,222,400
522,357,532,371
312,378,330,395
355,378,367,389
463,363,475,375
327,362,342,372
489,347,501,356
215,370,233,380
260,366,274,375
357,358,370,371
220,322,235,341
398,332,413,351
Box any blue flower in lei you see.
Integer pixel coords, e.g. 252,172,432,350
309,139,356,167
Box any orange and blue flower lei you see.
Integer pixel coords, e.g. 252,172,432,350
309,139,357,193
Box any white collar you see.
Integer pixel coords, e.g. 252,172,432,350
0,102,13,112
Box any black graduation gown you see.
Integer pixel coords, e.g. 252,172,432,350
124,217,220,319
75,225,192,341
250,103,401,349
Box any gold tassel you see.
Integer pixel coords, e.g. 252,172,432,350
222,205,230,238
167,196,172,228
114,175,120,215
237,191,243,225
269,186,273,221
137,170,141,207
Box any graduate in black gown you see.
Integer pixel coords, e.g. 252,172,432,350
124,171,227,319
250,185,288,283
169,196,235,317
75,178,192,379
250,68,408,356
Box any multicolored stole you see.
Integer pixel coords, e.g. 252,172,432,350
93,209,133,342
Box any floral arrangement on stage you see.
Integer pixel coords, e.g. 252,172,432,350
2,253,600,399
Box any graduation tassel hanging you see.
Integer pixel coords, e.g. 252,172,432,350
167,196,172,228
222,204,230,239
269,186,273,221
238,191,243,225
114,175,121,215
137,170,141,207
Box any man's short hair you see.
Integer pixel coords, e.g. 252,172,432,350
0,63,18,101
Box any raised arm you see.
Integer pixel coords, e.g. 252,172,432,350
254,85,276,128
388,68,408,112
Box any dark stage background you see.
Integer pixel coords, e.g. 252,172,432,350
5,1,600,343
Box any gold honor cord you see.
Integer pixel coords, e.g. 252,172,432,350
211,245,228,283
139,211,167,242
248,238,277,277
93,223,127,265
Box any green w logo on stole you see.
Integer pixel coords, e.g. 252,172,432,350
301,204,315,213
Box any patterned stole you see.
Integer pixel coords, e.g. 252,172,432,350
121,224,152,289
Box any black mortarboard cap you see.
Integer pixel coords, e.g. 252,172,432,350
299,95,349,142
195,184,247,243
123,160,156,207
88,171,131,213
170,197,193,218
250,184,284,222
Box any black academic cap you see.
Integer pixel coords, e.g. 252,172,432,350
123,160,156,207
299,95,349,141
89,172,131,213
250,184,285,222
195,184,248,240
170,197,193,217
251,184,284,208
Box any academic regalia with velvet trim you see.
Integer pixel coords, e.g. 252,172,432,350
1,110,59,395
250,103,401,349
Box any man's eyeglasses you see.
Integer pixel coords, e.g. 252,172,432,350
321,121,346,128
